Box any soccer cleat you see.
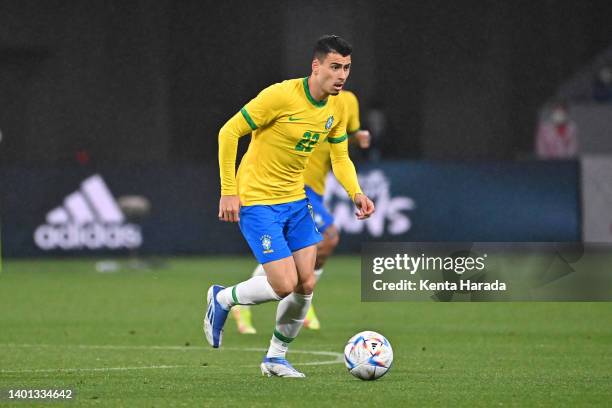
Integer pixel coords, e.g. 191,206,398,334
231,305,257,334
260,357,305,378
303,304,320,330
204,285,230,348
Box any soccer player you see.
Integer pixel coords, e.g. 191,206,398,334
231,90,371,334
204,35,375,378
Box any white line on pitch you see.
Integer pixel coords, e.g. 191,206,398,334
0,365,193,374
0,343,341,357
0,344,344,371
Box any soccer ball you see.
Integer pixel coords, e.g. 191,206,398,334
344,331,393,380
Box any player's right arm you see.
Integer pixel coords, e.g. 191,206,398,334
218,111,251,222
328,138,375,219
343,90,371,149
218,83,285,222
327,92,375,219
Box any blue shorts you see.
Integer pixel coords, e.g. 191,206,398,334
305,185,335,233
239,198,323,264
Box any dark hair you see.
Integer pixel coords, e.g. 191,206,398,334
313,35,352,61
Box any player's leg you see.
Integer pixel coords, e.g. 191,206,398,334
268,246,316,352
233,227,336,332
234,226,337,332
231,264,265,334
206,258,300,349
303,225,339,330
204,267,284,348
231,304,256,334
204,205,292,348
261,245,316,378
303,186,339,329
261,199,321,378
234,190,339,334
314,225,340,270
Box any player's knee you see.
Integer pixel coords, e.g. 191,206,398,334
272,285,293,298
271,276,297,298
296,273,316,294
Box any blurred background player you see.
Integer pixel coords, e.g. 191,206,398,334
231,89,371,334
205,35,375,378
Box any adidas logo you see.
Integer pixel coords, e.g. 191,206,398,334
34,174,143,250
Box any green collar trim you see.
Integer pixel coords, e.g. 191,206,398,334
303,77,327,108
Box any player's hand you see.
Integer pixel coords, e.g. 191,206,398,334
354,130,371,149
219,195,241,222
354,193,375,220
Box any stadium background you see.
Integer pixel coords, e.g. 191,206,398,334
2,0,612,256
1,2,612,406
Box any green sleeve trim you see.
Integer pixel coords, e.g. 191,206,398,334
328,133,348,144
302,77,327,108
231,286,239,304
273,329,294,343
240,107,258,130
347,128,360,135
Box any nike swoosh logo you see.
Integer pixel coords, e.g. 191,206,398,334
288,116,303,121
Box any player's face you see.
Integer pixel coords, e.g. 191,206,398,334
313,52,351,96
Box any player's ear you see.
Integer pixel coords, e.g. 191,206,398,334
312,58,319,74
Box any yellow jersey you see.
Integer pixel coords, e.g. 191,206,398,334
303,90,361,195
218,77,362,206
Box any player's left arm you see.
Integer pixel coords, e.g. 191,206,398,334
328,133,375,220
344,90,371,149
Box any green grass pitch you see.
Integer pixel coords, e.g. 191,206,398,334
0,256,611,407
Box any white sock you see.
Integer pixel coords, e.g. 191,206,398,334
266,292,313,359
252,264,266,278
217,276,281,310
267,335,288,359
314,268,323,282
234,265,267,312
